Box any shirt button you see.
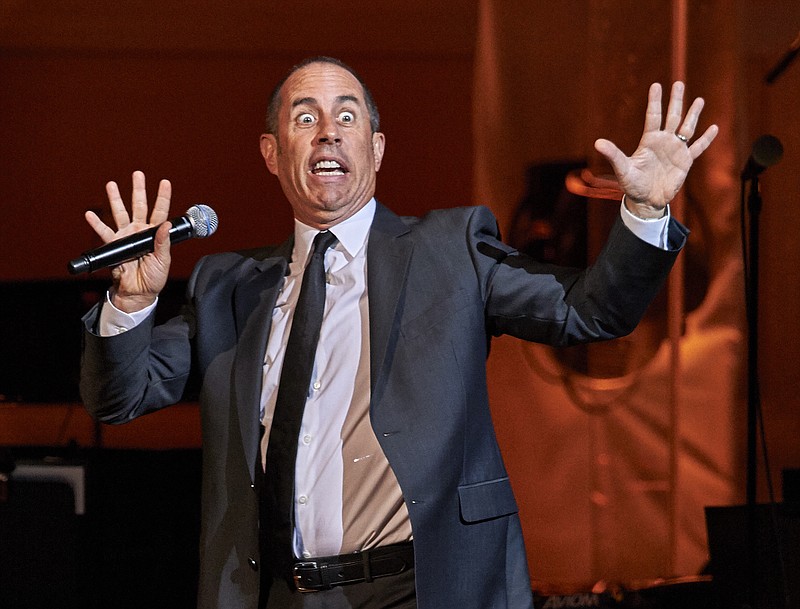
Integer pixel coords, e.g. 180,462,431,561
298,495,308,505
303,434,312,445
312,380,321,391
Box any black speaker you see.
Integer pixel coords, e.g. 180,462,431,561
0,279,189,403
0,462,85,609
706,504,800,609
0,447,201,609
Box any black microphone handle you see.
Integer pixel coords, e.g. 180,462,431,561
68,216,194,275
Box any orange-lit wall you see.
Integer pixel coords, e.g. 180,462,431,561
0,4,477,280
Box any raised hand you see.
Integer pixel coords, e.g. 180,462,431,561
84,170,173,312
594,81,719,219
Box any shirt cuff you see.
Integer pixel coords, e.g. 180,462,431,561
619,197,670,250
97,291,158,337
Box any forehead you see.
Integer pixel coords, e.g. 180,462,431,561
279,63,366,111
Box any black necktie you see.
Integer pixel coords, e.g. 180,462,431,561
260,229,338,579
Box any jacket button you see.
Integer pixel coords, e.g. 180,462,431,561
248,558,258,571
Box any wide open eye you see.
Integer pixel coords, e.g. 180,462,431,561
296,113,316,125
338,111,355,124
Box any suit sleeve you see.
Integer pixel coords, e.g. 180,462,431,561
465,205,687,346
79,262,204,424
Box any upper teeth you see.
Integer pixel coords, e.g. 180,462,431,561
314,160,342,170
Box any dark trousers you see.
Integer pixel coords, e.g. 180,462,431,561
262,567,417,609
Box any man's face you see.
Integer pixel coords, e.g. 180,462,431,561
260,62,385,229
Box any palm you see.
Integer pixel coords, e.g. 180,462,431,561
109,221,171,298
594,81,718,216
618,130,693,207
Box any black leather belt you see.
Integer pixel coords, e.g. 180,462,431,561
292,541,414,592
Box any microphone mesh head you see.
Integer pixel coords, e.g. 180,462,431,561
186,204,219,238
752,134,783,169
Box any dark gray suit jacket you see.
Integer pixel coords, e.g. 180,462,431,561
81,202,686,609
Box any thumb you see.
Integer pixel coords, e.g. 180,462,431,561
153,221,173,262
594,138,630,177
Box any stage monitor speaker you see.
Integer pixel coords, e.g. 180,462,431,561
0,474,83,609
0,448,200,609
706,504,800,609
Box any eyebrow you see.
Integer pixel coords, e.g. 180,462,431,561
291,94,360,109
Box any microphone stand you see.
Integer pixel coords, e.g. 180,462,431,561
743,173,761,609
765,29,800,85
743,170,790,609
740,131,791,609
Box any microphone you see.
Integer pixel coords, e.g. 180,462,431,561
68,204,218,274
740,135,783,181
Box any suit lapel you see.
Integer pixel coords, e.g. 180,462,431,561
232,237,293,482
367,203,413,407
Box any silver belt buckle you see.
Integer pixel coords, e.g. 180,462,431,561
293,561,320,593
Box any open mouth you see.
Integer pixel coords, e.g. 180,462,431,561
311,159,348,176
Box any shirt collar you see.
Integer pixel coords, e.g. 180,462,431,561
292,198,376,265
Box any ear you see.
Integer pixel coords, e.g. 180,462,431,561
372,132,386,172
260,134,279,175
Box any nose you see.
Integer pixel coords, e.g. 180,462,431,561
316,115,341,145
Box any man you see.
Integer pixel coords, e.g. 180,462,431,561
80,57,717,609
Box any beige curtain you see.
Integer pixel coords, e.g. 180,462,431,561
475,0,743,584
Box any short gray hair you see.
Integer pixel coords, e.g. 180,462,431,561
265,56,381,135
